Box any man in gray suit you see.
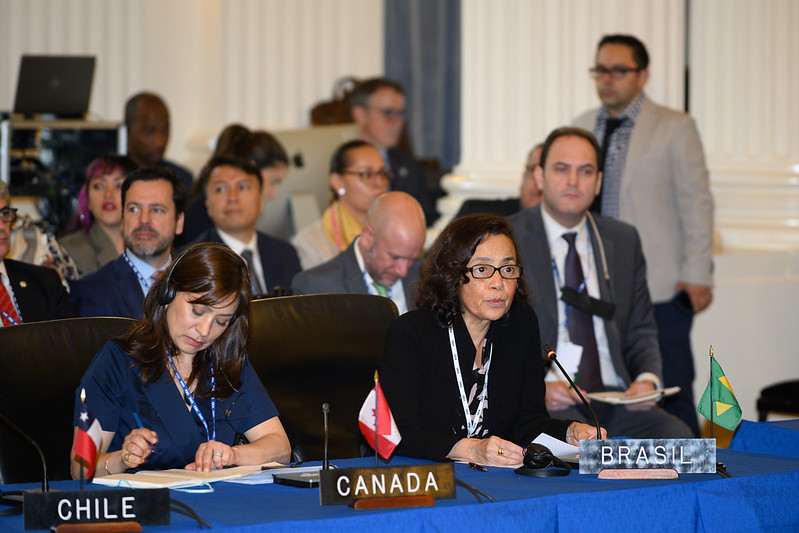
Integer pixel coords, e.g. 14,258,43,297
509,127,692,438
573,35,713,436
292,191,426,314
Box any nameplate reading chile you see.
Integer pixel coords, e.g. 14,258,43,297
579,438,716,474
319,464,455,506
23,488,170,530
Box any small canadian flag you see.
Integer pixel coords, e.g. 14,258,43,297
358,372,401,460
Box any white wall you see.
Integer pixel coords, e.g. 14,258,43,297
0,0,384,172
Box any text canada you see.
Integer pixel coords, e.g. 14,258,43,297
335,471,439,497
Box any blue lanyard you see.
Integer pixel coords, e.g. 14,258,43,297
122,249,155,294
167,353,216,442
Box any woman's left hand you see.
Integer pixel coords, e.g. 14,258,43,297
566,422,607,445
185,440,237,471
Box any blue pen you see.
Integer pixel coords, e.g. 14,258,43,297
132,412,158,454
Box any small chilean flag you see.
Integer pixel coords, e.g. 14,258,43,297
74,389,103,478
358,372,401,460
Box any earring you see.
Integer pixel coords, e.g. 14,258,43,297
337,187,346,196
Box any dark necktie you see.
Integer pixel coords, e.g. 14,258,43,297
562,233,603,393
591,117,624,213
241,249,264,297
0,281,22,326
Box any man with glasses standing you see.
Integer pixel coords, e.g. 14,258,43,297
292,192,425,315
0,181,73,325
573,34,713,436
509,127,692,439
349,78,438,225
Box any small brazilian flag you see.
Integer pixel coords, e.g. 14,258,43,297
697,357,742,431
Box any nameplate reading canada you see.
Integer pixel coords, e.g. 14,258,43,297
579,438,716,474
24,488,170,530
319,464,455,506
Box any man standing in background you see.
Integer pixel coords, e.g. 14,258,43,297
125,91,193,192
573,34,714,436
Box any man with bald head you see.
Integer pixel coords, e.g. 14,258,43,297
125,91,193,191
292,191,426,314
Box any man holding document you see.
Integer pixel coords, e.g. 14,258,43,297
509,127,692,439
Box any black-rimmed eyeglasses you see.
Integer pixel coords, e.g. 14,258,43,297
341,169,394,183
0,207,18,223
589,66,643,80
467,264,523,280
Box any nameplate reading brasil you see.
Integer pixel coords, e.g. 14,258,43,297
579,438,716,474
24,488,170,530
319,463,455,505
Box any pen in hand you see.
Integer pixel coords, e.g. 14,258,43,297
132,412,158,454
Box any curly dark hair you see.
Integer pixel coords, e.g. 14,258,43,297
118,242,251,399
416,214,528,327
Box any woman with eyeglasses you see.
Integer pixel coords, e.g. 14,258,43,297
292,140,391,269
69,243,290,478
378,214,603,466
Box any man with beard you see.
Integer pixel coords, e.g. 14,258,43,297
71,167,185,319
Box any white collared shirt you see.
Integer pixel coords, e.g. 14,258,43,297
354,236,408,314
215,228,267,293
540,209,623,388
540,209,660,389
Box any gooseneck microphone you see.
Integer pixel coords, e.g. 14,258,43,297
322,403,330,470
543,344,602,441
0,411,49,492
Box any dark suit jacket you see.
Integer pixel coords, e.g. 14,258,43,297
378,304,572,461
4,258,73,322
291,242,420,309
70,254,145,319
188,228,301,295
388,148,439,226
455,198,521,219
508,205,661,386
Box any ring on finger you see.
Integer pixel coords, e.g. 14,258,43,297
123,453,132,463
497,447,504,456
213,450,223,457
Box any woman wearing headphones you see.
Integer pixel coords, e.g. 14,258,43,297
69,243,290,479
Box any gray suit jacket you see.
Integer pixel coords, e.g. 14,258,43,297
291,242,420,311
508,205,662,386
573,95,714,302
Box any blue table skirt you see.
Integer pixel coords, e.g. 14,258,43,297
729,419,799,457
2,450,799,532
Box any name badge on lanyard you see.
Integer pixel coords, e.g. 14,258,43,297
448,326,491,437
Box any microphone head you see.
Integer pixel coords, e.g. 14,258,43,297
322,403,329,414
543,344,556,360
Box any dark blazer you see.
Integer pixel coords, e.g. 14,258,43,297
387,148,439,226
188,227,301,295
291,242,420,309
378,304,573,461
70,254,144,319
508,205,661,386
455,198,521,219
4,258,73,322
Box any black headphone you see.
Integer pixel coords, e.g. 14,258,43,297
514,443,572,478
156,243,239,306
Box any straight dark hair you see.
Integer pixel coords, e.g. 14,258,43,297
118,243,251,399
